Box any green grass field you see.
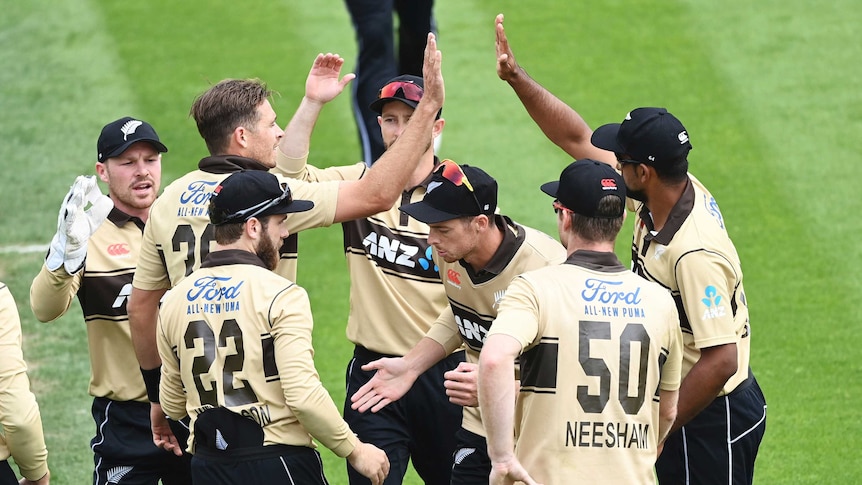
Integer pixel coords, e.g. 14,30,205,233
1,1,860,483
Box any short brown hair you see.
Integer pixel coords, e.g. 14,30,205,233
568,195,624,242
190,79,272,156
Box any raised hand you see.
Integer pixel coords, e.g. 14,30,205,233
46,175,113,274
420,32,444,112
305,53,355,104
495,14,521,82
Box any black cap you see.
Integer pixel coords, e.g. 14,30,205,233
400,160,497,224
591,107,692,165
369,75,424,114
541,159,625,218
209,171,314,226
97,117,168,162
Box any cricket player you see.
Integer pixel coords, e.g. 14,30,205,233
30,118,191,484
0,282,49,485
495,15,767,483
479,159,683,484
129,34,446,454
157,170,389,485
279,76,466,485
349,160,567,484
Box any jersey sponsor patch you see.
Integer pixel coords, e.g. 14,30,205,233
700,285,727,320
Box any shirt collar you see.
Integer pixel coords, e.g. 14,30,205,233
565,249,627,272
200,249,270,269
107,207,145,232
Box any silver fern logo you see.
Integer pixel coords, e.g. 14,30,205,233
107,465,133,483
216,429,229,450
453,447,476,465
120,120,143,141
493,290,506,309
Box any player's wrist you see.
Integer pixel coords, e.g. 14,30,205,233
141,366,161,403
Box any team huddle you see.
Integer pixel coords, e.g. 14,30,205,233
1,14,766,485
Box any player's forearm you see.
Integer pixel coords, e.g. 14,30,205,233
505,67,613,164
128,287,166,369
278,95,325,162
0,373,49,481
404,337,449,378
657,388,679,445
29,264,78,322
672,344,737,433
478,343,517,461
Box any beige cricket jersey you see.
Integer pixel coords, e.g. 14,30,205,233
132,155,339,291
30,208,149,401
279,155,448,356
0,283,49,480
488,250,683,485
630,174,751,394
157,250,357,457
424,216,566,436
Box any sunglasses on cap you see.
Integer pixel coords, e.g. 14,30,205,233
214,184,293,225
552,199,573,215
437,159,482,213
378,81,424,103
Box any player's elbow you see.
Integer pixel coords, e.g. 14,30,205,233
701,343,738,384
28,295,62,323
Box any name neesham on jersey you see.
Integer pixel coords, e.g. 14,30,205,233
565,420,650,449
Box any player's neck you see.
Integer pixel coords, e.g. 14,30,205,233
463,225,505,272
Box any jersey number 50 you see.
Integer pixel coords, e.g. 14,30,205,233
578,320,663,415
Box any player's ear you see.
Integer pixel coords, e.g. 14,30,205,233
95,161,109,183
234,126,249,149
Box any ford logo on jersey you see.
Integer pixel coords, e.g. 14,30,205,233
180,180,219,205
186,275,244,302
581,278,641,305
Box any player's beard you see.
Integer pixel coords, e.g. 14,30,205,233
626,186,648,202
255,234,279,271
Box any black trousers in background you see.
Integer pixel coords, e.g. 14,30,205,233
345,0,436,165
91,397,192,485
0,461,16,485
344,346,464,485
657,374,767,485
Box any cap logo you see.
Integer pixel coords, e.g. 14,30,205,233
625,112,632,120
677,131,689,144
648,155,656,162
120,120,143,141
427,181,443,193
600,178,618,190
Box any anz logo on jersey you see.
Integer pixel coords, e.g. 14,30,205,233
453,307,492,351
177,180,218,217
362,232,420,268
185,275,243,315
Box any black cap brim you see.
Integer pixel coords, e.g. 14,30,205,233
263,199,314,216
540,181,559,198
399,201,460,224
103,138,168,161
590,123,625,153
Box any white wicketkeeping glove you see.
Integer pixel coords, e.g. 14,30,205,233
46,175,114,274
